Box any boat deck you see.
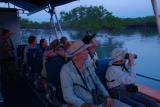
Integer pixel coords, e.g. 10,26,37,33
138,84,160,103
0,71,47,107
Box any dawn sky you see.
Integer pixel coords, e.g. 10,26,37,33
1,0,160,22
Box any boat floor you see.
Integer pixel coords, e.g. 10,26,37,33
138,84,160,103
0,71,46,107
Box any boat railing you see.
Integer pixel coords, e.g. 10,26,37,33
137,73,160,83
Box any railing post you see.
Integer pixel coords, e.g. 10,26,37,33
151,0,160,34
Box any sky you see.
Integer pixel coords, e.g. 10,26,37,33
1,0,160,22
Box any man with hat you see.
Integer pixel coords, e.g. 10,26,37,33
60,40,129,107
105,48,159,107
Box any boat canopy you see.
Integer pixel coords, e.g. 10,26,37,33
0,0,76,13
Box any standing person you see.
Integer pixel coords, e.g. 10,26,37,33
60,40,129,107
0,29,16,106
105,48,159,107
39,38,49,53
23,35,37,64
0,29,16,80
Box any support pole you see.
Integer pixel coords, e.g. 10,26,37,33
151,0,160,34
49,8,58,40
54,9,64,36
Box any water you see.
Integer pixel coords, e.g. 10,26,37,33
21,29,160,90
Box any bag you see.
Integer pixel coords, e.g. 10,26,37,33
126,84,138,93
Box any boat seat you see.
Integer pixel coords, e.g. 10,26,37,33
138,84,160,103
45,55,67,102
95,58,110,90
45,55,66,87
17,44,27,67
17,44,26,58
27,48,43,74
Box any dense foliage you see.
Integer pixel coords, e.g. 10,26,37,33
20,6,158,33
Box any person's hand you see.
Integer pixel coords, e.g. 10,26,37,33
80,103,96,107
128,54,135,66
104,97,113,107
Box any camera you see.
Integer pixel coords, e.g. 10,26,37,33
126,84,138,93
124,53,137,59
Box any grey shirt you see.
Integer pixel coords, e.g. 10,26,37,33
60,58,109,107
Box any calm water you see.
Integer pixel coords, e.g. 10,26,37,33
21,30,160,90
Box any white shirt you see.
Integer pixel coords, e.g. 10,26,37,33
105,65,136,89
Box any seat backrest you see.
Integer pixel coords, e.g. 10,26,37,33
45,56,66,88
17,44,26,58
95,58,110,88
27,48,43,74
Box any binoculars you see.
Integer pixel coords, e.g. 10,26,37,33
124,53,138,59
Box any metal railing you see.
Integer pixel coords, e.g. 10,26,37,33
137,73,160,83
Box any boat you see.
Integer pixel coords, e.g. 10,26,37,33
0,0,160,107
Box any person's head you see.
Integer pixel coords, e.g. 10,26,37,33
50,39,61,50
1,29,12,39
28,35,36,45
82,33,97,52
40,39,48,49
60,36,71,50
110,48,126,64
67,40,90,62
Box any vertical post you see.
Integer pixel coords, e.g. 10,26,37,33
151,0,160,34
54,9,64,36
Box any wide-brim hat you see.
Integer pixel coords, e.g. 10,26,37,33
66,39,91,58
109,48,127,64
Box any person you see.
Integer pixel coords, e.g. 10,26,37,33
23,35,37,64
41,39,66,78
0,29,16,80
39,38,49,53
60,40,130,107
105,48,159,107
44,39,66,59
0,29,16,106
82,33,98,69
60,36,72,51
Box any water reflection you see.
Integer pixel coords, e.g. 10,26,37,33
96,38,123,58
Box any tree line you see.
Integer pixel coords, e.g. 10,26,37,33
20,6,158,33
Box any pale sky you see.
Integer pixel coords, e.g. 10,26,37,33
1,0,160,22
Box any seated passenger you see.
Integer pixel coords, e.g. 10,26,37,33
39,38,49,53
60,36,72,51
82,33,98,68
105,48,159,107
41,39,65,78
23,35,37,64
44,39,65,59
60,40,129,107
